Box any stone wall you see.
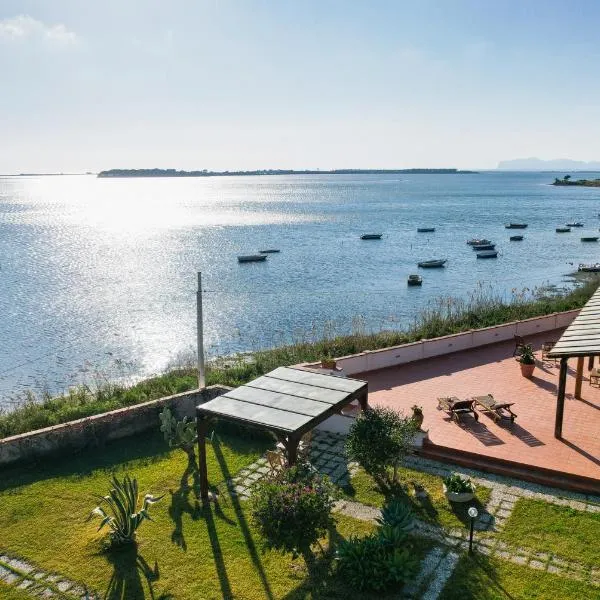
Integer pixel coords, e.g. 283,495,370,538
0,385,232,468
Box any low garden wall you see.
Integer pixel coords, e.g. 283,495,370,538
303,310,579,376
0,385,231,467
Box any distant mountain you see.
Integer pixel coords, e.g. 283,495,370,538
497,158,600,171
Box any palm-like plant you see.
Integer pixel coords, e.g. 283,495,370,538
90,474,163,546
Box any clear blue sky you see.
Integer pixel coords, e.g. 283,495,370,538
1,0,599,172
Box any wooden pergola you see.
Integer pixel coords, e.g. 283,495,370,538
195,366,368,500
548,286,600,438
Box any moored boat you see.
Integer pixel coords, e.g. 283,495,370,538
578,263,600,272
418,259,447,268
467,238,491,245
472,243,495,250
567,222,584,227
509,235,523,241
258,249,280,253
417,227,435,233
505,223,528,229
407,274,423,286
238,254,267,263
361,233,383,240
476,250,498,258
556,227,571,233
581,237,599,242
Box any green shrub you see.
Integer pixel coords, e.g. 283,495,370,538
443,473,475,494
336,500,419,592
517,344,536,365
346,407,418,483
89,474,163,547
250,465,336,561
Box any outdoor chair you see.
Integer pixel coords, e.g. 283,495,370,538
437,397,479,423
473,394,517,423
513,335,526,357
276,430,313,462
590,368,600,387
541,341,557,364
266,450,286,474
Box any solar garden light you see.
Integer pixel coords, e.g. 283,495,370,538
468,506,478,555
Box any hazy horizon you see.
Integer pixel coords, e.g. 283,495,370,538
2,1,600,173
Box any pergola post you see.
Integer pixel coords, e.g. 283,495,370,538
285,435,300,467
358,388,369,412
196,411,210,501
555,357,568,439
575,357,585,399
588,355,595,371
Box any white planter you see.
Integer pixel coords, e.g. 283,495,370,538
443,484,475,503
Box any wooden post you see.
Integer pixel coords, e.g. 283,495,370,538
575,357,584,399
589,355,595,371
555,358,568,439
196,411,210,501
286,435,299,467
358,388,369,412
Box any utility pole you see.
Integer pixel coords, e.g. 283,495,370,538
196,272,206,389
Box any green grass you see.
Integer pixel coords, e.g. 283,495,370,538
0,431,431,599
2,278,597,440
0,582,35,600
499,498,600,567
439,553,600,600
344,467,492,530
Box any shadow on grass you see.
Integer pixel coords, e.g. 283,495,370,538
104,544,172,600
210,435,275,600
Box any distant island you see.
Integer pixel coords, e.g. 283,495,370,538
552,175,600,187
498,157,600,171
97,168,477,178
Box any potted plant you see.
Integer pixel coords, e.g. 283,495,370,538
443,473,475,503
518,343,536,378
411,405,424,430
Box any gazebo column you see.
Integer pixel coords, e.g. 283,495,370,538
196,412,211,501
575,357,585,399
554,357,568,439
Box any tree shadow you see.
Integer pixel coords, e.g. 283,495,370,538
451,553,518,600
103,544,171,600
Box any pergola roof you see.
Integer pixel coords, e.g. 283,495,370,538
549,286,600,357
197,366,367,436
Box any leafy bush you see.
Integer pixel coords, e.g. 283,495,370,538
250,465,336,561
90,474,163,546
518,344,536,365
346,407,418,483
443,473,475,494
336,499,419,592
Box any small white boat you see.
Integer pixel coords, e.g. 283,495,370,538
418,259,447,268
407,274,423,286
567,222,584,227
476,250,498,258
578,263,600,272
467,238,491,245
361,233,383,240
556,227,571,233
238,254,267,263
258,249,280,253
472,243,495,251
505,223,528,229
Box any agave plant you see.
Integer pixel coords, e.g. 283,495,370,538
376,499,415,533
90,474,163,546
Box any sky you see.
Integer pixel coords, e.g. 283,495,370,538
1,0,600,173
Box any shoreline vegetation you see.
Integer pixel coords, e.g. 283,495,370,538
97,167,477,178
0,276,600,439
0,279,597,441
552,174,600,187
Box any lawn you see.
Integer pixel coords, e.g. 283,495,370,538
0,430,430,599
439,553,600,600
0,582,34,600
499,498,600,567
345,466,492,530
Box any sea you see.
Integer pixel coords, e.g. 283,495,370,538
1,171,600,408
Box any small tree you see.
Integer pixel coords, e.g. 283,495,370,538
250,465,336,569
159,407,199,492
564,174,571,181
346,407,418,484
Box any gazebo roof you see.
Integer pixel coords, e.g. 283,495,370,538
548,286,600,358
197,366,367,436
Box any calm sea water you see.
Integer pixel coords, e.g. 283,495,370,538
1,171,600,407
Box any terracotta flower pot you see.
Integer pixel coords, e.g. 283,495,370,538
520,362,535,378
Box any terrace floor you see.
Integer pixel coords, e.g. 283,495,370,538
360,330,600,487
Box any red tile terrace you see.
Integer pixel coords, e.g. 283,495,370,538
357,330,600,494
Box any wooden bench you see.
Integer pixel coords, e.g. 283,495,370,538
437,397,479,423
473,394,517,423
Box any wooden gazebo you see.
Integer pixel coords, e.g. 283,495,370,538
196,366,368,500
548,286,600,438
